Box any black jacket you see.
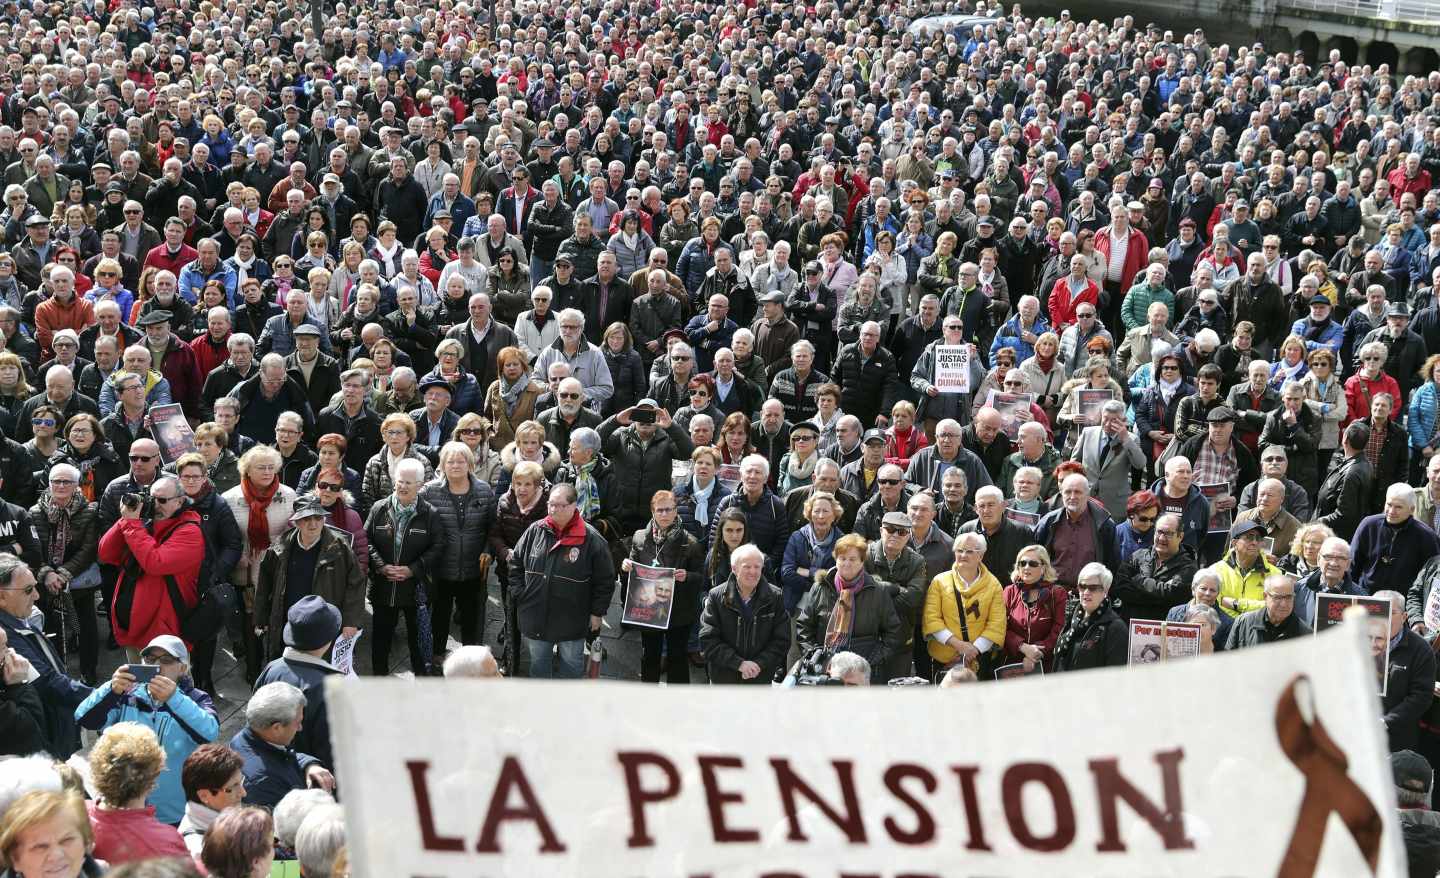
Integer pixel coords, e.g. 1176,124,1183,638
364,497,443,608
698,576,790,684
709,486,791,580
508,516,616,642
597,417,694,528
284,351,342,424
795,569,904,682
1225,607,1307,649
313,403,384,475
830,341,900,428
1385,627,1437,752
419,475,496,582
1314,453,1373,540
627,523,706,627
1256,405,1320,494
1111,545,1199,622
1053,605,1127,672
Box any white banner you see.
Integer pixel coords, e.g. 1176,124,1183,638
327,621,1404,877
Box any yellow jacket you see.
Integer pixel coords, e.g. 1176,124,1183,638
1212,553,1280,618
923,564,1006,665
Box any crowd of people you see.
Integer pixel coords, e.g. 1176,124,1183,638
5,0,1440,872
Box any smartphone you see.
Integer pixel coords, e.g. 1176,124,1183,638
125,664,160,686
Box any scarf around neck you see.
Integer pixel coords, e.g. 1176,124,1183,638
574,458,601,520
242,477,281,553
545,510,588,549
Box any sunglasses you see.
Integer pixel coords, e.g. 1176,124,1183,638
30,418,55,427
317,481,343,491
129,454,156,462
557,392,581,400
459,427,483,436
1017,559,1044,568
876,478,901,486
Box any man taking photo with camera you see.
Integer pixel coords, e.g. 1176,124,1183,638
97,474,206,662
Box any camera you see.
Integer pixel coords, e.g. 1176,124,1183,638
792,648,844,687
631,407,656,425
122,491,153,518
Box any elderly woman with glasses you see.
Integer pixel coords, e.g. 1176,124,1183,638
30,462,100,682
421,337,482,415
1112,490,1162,563
49,412,120,504
1052,562,1127,672
1001,544,1067,673
796,532,903,683
362,413,435,512
222,445,297,678
84,257,134,324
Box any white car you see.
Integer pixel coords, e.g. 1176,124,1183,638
905,14,1001,39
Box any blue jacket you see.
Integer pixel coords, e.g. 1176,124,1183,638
1351,514,1440,595
230,725,320,811
1408,382,1440,451
426,192,476,231
177,259,238,306
1291,317,1343,355
418,367,482,416
257,312,331,357
0,608,90,757
1146,479,1213,552
780,524,839,614
1166,601,1233,650
684,314,737,373
1292,570,1367,630
989,313,1050,364
75,681,219,824
676,238,730,295
254,651,343,771
673,476,733,544
709,486,791,580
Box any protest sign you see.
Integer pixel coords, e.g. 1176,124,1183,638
150,403,195,464
985,390,1033,439
933,345,970,394
717,463,741,490
993,661,1043,680
622,563,676,629
1197,482,1231,534
1004,508,1040,528
1314,593,1392,695
1127,619,1203,664
1424,581,1440,634
329,620,1405,878
1075,388,1115,426
331,630,362,677
671,459,693,488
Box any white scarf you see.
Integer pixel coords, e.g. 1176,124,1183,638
692,477,716,526
1158,375,1182,404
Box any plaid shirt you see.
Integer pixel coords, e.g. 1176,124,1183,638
1194,439,1238,491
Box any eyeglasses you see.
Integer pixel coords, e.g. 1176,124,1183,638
123,209,140,215
793,434,815,443
1133,514,1158,523
317,481,343,491
1077,583,1106,593
557,392,581,400
383,429,409,437
876,478,901,486
1076,312,1095,318
30,418,55,427
152,494,181,505
1265,592,1295,602
1159,364,1180,371
882,525,910,536
48,478,76,486
179,473,205,482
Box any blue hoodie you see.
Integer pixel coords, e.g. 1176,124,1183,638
76,679,219,825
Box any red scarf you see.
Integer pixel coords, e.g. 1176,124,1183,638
1037,351,1056,371
545,511,587,549
242,477,281,553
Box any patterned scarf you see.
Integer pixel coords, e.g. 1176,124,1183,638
39,490,84,567
499,374,527,413
574,458,601,520
824,571,864,649
390,493,418,556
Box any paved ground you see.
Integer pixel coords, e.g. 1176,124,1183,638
82,579,699,741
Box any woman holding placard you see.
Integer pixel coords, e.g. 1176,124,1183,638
621,490,704,684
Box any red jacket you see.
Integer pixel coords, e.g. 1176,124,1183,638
1092,224,1149,292
188,331,230,381
143,242,198,276
1047,275,1100,333
1002,582,1068,668
883,424,928,471
99,511,205,650
1343,373,1402,429
155,333,203,417
1387,167,1433,204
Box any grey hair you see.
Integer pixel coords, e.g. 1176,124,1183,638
0,552,28,589
443,644,502,678
689,414,714,433
437,440,475,470
272,788,334,847
740,453,770,478
48,463,79,484
1100,399,1126,417
1078,562,1113,590
1183,605,1222,631
228,333,255,350
246,681,306,730
259,352,287,372
570,427,601,453
557,307,585,327
1375,589,1406,613
295,803,347,878
0,755,62,822
730,543,765,568
1192,569,1221,594
827,651,871,682
396,458,427,482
